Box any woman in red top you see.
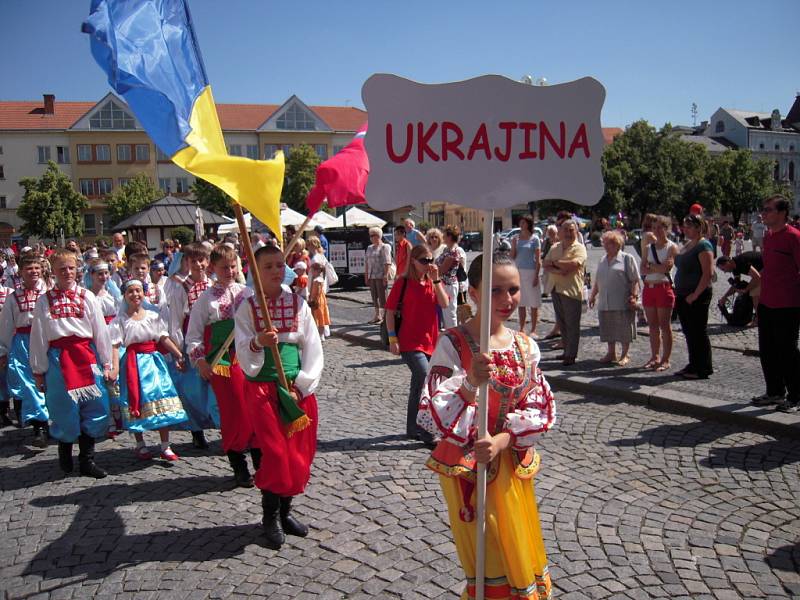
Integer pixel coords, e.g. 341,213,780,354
386,244,449,442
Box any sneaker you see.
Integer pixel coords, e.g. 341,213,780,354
751,394,784,407
135,446,153,461
776,398,800,414
160,447,180,461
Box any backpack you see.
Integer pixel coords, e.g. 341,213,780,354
721,293,754,327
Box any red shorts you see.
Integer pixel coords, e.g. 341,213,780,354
642,282,675,308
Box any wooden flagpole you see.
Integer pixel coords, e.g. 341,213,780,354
474,209,495,600
283,214,314,259
233,202,289,390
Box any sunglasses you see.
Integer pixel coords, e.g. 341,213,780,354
416,257,435,265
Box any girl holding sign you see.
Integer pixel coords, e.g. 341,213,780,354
417,252,556,600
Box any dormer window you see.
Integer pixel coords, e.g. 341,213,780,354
276,104,316,131
715,120,725,133
90,100,135,129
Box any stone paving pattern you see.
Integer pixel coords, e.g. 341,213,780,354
2,337,799,599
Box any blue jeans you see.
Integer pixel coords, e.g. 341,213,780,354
401,351,430,437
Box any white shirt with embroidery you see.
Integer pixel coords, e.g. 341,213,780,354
233,288,323,398
95,289,119,320
109,309,169,347
185,282,248,365
167,275,209,351
0,280,48,358
29,284,113,374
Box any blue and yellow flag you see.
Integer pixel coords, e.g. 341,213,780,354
82,0,284,242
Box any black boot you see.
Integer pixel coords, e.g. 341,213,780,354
58,442,74,473
13,399,22,427
78,433,107,479
191,430,209,449
31,421,48,448
226,450,253,488
280,496,309,538
261,491,285,550
0,401,12,427
250,447,262,471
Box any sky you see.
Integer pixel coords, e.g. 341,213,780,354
1,0,798,128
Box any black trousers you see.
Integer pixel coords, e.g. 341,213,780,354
676,288,713,376
757,305,800,400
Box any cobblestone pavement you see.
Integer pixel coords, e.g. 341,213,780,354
2,338,799,599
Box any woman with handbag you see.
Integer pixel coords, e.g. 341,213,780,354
589,231,641,366
386,244,449,441
511,215,542,336
435,226,463,329
365,228,392,324
640,215,678,371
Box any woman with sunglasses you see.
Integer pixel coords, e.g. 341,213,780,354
674,214,715,379
385,244,449,442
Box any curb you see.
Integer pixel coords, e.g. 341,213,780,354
329,324,799,440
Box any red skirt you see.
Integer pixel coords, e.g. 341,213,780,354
245,380,318,496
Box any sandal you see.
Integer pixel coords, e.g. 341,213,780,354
599,355,617,364
655,362,671,372
642,358,659,369
617,356,630,367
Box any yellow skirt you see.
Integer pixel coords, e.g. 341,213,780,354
439,450,552,600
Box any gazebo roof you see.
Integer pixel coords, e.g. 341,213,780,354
112,195,233,231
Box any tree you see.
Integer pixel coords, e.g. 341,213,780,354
705,149,778,225
106,172,161,226
281,145,321,213
18,161,88,240
191,178,234,217
171,226,194,246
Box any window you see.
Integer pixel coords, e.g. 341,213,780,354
228,144,242,156
774,161,780,181
78,144,92,162
156,147,170,162
759,143,765,150
333,145,345,155
56,146,70,164
119,177,131,187
276,104,316,130
313,144,328,160
79,179,95,196
135,144,150,161
790,162,795,182
37,146,51,163
159,178,171,193
0,165,4,179
775,144,781,151
84,213,97,235
95,144,111,162
790,145,796,152
117,144,132,162
264,144,279,158
281,144,293,157
0,196,6,209
97,179,113,195
246,144,259,159
89,100,135,129
715,120,725,133
0,146,3,154
175,177,188,193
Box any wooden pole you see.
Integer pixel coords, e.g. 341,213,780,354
283,214,314,259
233,202,289,390
474,209,495,600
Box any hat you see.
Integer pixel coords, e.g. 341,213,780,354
21,246,32,253
314,225,324,233
689,203,703,215
294,261,307,271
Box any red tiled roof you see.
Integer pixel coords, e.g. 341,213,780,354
602,127,623,146
0,101,93,130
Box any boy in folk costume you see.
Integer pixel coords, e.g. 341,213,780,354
234,245,323,549
168,243,218,449
30,249,115,478
0,253,48,445
186,244,259,487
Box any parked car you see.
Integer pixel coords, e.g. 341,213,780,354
498,227,520,240
459,232,483,251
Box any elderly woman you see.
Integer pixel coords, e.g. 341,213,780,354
364,227,392,324
435,225,462,329
425,228,445,260
511,215,542,335
589,231,641,365
674,213,715,379
542,219,587,365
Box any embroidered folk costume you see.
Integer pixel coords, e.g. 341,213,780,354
234,287,323,549
0,287,13,427
186,281,260,486
308,273,331,339
418,327,556,600
30,284,113,478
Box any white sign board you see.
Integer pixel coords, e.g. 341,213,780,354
329,243,347,268
348,249,366,274
362,74,606,211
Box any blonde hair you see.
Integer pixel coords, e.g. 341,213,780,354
306,236,322,253
425,228,443,241
48,248,78,266
601,230,625,249
368,227,383,239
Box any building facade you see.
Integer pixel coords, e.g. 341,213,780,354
0,93,366,242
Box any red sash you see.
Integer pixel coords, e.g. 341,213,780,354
49,336,97,394
125,341,158,417
104,315,115,324
15,326,31,334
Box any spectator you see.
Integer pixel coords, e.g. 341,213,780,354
313,225,329,258
589,230,640,366
425,228,444,260
394,225,412,276
154,240,175,271
385,244,449,441
365,227,392,324
792,215,800,232
286,238,308,269
716,252,762,327
708,219,720,258
511,215,542,336
733,231,745,256
750,214,766,251
542,219,587,365
720,220,734,257
674,214,714,379
751,196,800,412
640,215,678,371
541,224,558,303
435,226,461,329
404,218,425,247
112,232,126,261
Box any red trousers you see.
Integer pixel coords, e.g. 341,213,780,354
209,363,256,453
244,380,318,496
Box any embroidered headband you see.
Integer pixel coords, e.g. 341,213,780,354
122,279,145,292
89,262,110,273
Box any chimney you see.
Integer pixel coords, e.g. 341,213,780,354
43,94,55,115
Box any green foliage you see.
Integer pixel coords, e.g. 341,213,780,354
191,178,234,217
705,149,781,224
171,226,195,246
281,145,321,213
18,161,88,240
94,235,112,247
106,172,161,226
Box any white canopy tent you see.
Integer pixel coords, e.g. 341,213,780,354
331,206,386,228
217,207,338,236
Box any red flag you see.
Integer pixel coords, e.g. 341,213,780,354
306,123,369,215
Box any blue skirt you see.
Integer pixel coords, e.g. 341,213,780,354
169,360,219,431
119,351,187,433
8,333,48,424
